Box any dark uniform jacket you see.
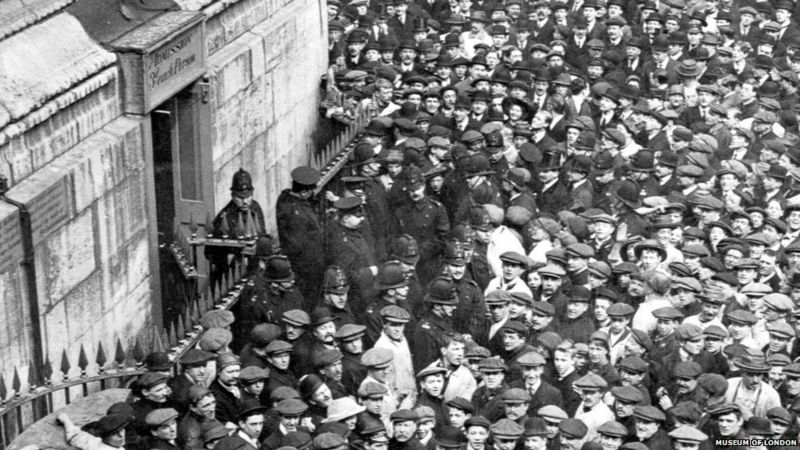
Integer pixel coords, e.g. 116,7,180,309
451,275,487,335
342,350,368,396
325,221,377,295
522,381,564,416
275,190,323,299
413,312,455,369
558,311,596,344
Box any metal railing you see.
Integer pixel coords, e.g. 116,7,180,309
0,262,247,450
1,97,371,450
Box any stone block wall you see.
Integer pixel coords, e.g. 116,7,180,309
205,0,327,232
0,0,327,389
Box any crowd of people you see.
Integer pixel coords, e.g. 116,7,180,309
56,0,800,450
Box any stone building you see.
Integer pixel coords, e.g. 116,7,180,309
0,0,327,387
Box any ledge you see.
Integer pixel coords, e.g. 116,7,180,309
0,0,75,40
0,13,116,129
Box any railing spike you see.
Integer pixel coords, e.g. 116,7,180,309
177,314,186,341
60,349,71,378
115,338,127,366
153,327,165,353
0,374,7,402
12,367,21,396
168,322,178,348
205,211,214,238
162,328,170,351
188,209,198,237
43,358,53,385
201,290,209,314
132,335,144,365
27,360,37,389
236,214,245,239
78,344,89,376
96,341,107,371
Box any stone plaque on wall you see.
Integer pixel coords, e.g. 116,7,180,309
0,202,23,274
4,168,72,247
111,11,206,114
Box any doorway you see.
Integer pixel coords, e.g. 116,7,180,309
151,80,213,328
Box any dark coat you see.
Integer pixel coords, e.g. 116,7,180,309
208,381,243,426
275,190,323,298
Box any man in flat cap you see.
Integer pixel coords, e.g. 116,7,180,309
178,386,222,450
215,400,268,450
363,261,414,348
573,372,614,441
171,349,215,414
58,412,131,450
335,324,368,396
209,353,243,427
422,331,477,402
142,408,180,450
374,305,418,408
631,405,669,450
485,251,534,297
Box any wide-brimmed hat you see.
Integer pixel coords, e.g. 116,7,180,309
322,397,366,423
634,239,667,261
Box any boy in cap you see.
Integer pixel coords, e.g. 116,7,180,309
264,340,298,394
485,251,534,297
179,386,222,450
425,331,477,402
142,408,180,450
374,305,417,408
363,261,414,348
490,418,525,450
215,401,268,450
472,357,509,422
557,418,588,450
171,350,215,414
335,324,368,396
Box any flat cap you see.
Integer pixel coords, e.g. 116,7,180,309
358,381,389,398
390,409,418,423
283,309,311,327
726,309,757,325
145,408,179,427
417,366,447,380
675,323,703,341
633,405,666,422
566,243,594,258
465,416,492,429
740,283,772,297
531,301,555,316
703,325,728,340
334,323,366,341
697,373,728,396
217,352,240,369
597,421,628,438
485,290,514,305
380,305,411,323
767,321,795,339
200,310,235,329
313,433,346,450
500,251,530,267
445,397,474,413
668,426,708,443
606,303,635,317
502,320,528,336
538,263,566,277
199,328,233,352
558,419,588,439
618,356,648,374
501,388,532,404
517,351,546,367
361,348,394,368
537,405,568,422
478,356,506,372
250,323,282,347
673,361,702,378
237,366,270,383
610,386,643,404
652,306,684,320
265,340,293,355
574,372,608,390
490,418,525,438
276,398,309,416
180,349,215,366
314,349,343,369
138,372,170,389
764,293,794,312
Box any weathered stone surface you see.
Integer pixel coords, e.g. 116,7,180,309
0,13,115,126
8,388,130,450
35,209,96,305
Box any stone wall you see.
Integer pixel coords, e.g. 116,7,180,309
0,0,327,389
205,0,327,232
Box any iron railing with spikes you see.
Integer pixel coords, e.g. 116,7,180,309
0,262,248,450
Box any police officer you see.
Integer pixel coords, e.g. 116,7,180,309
393,166,451,286
441,239,487,336
276,166,324,302
207,169,267,282
326,196,379,299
